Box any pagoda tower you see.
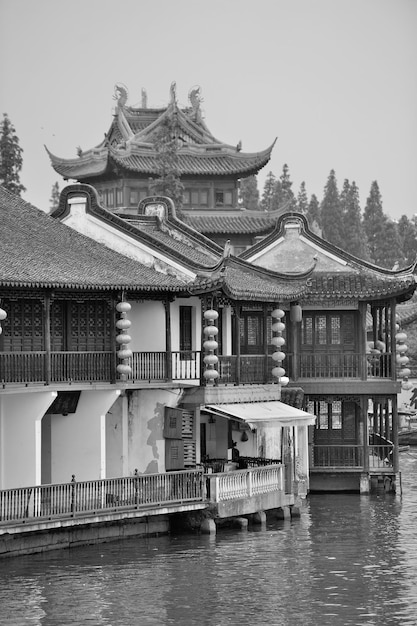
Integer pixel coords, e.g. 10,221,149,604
47,83,275,217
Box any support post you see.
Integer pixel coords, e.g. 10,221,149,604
164,299,172,381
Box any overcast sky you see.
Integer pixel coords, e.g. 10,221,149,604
1,0,416,219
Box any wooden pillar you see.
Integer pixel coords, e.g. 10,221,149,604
391,395,399,473
235,304,241,385
164,299,172,381
263,303,269,383
390,298,397,380
362,397,369,472
359,302,367,380
44,293,51,385
110,294,117,384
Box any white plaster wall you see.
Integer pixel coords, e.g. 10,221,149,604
50,390,120,483
63,197,195,281
105,396,124,478
0,391,56,489
127,388,183,475
129,301,166,352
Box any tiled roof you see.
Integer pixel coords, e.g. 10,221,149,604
0,187,186,292
182,212,279,235
109,146,272,177
123,218,220,266
46,93,275,180
192,258,311,302
306,272,415,301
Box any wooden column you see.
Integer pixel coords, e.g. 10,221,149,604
235,304,241,385
110,294,117,384
44,293,51,385
391,395,399,473
164,299,172,381
362,397,369,472
390,298,397,380
263,304,269,383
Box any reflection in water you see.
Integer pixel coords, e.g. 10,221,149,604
1,451,417,626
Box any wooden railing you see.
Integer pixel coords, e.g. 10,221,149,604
0,350,395,386
312,444,394,469
50,352,113,382
206,464,284,503
0,470,205,525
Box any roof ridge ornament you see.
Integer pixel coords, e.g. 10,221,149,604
113,83,128,110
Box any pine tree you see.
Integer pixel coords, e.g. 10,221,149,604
239,175,259,210
342,181,370,260
363,181,387,264
320,170,344,248
378,220,406,269
260,171,277,211
339,179,351,221
0,113,26,195
49,181,60,213
149,114,184,210
296,181,309,214
279,163,296,211
306,194,321,233
397,215,417,266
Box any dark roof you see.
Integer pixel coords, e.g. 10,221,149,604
241,212,417,303
54,185,223,272
46,86,275,181
0,187,186,292
182,211,280,235
191,256,313,302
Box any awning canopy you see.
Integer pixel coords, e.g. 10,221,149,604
202,401,316,428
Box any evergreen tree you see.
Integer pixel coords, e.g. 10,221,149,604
378,220,406,269
342,181,370,260
320,170,344,248
397,215,417,266
279,163,296,211
239,175,259,210
363,181,387,264
306,194,321,233
149,114,184,209
296,181,308,214
0,113,26,195
49,181,60,213
339,178,351,221
260,171,278,211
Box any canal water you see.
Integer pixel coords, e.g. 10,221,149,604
1,451,417,626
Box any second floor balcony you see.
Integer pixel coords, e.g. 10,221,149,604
0,349,395,387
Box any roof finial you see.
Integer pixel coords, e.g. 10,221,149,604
141,88,147,108
170,81,177,104
113,83,128,109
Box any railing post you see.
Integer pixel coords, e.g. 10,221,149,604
247,470,253,497
71,474,76,515
134,468,139,506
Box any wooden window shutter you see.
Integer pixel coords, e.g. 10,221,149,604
165,439,184,471
163,407,183,439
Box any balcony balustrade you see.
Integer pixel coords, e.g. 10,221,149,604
0,470,205,525
0,350,394,387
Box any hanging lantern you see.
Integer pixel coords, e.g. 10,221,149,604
290,303,302,323
116,300,132,379
395,318,413,391
116,302,132,313
271,306,288,386
0,306,6,336
203,308,219,384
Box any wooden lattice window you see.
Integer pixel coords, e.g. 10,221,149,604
2,300,44,351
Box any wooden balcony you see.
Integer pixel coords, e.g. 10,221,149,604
312,444,394,471
0,350,394,387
